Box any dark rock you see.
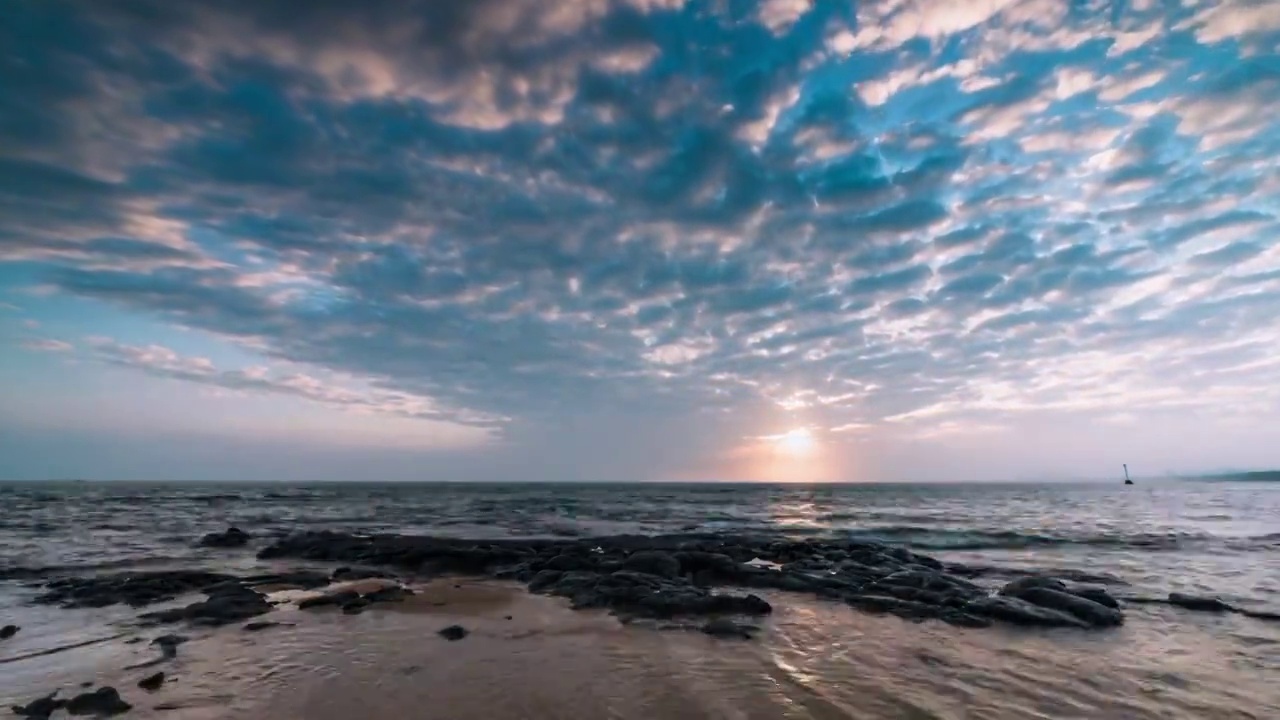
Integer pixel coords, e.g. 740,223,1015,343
724,592,772,615
1239,608,1280,622
490,562,534,581
199,527,250,548
999,577,1122,616
1019,587,1123,627
733,568,823,594
998,577,1067,597
297,595,333,610
537,566,773,621
701,618,756,639
878,570,984,595
1049,568,1127,585
541,570,600,598
543,554,597,572
0,624,18,639
201,580,252,596
139,634,189,663
965,596,1091,628
835,559,889,580
863,570,984,611
151,634,188,651
783,557,836,574
11,692,64,719
409,543,525,575
242,570,331,589
438,624,468,641
621,551,681,579
940,610,994,628
65,687,131,716
139,583,271,626
864,584,953,607
798,574,866,598
673,551,742,578
952,564,1126,586
1067,585,1120,609
341,599,369,615
31,570,237,609
331,567,390,582
689,570,716,587
1168,592,1233,613
639,588,770,619
137,672,165,691
527,569,565,593
847,594,948,622
249,531,1124,633
774,572,829,594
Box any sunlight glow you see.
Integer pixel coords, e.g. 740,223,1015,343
774,427,817,456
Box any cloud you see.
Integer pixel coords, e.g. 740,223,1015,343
1188,241,1266,269
1,0,1279,479
938,272,1004,297
88,339,505,428
837,0,1023,52
91,0,679,132
20,338,73,353
1178,1,1280,45
1160,210,1273,249
757,0,812,36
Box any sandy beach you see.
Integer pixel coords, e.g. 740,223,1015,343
4,485,1279,720
5,572,1278,720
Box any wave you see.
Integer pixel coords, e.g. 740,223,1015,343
835,526,1219,551
817,511,950,524
1226,533,1280,552
0,555,193,580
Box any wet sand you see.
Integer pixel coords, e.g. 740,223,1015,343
5,578,1278,719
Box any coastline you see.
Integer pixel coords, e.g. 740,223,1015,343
4,530,1279,719
5,577,1277,719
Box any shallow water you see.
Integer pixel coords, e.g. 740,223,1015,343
4,580,1277,719
2,480,1279,718
237,589,1280,720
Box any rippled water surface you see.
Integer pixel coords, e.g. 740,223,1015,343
3,480,1278,603
2,480,1279,718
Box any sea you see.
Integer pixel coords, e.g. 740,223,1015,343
2,480,1278,719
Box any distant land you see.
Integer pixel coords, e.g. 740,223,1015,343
1195,470,1280,482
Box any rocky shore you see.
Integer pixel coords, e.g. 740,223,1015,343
8,529,1280,717
19,530,1277,634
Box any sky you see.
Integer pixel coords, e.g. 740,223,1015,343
1,0,1278,483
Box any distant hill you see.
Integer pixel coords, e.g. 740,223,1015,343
1198,471,1280,482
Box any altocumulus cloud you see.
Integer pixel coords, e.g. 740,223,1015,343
2,0,1279,480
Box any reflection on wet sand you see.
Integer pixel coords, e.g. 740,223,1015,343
5,577,1278,719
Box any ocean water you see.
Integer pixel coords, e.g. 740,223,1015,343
2,480,1279,719
2,480,1277,606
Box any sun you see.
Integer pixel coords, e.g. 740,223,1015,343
774,428,816,456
